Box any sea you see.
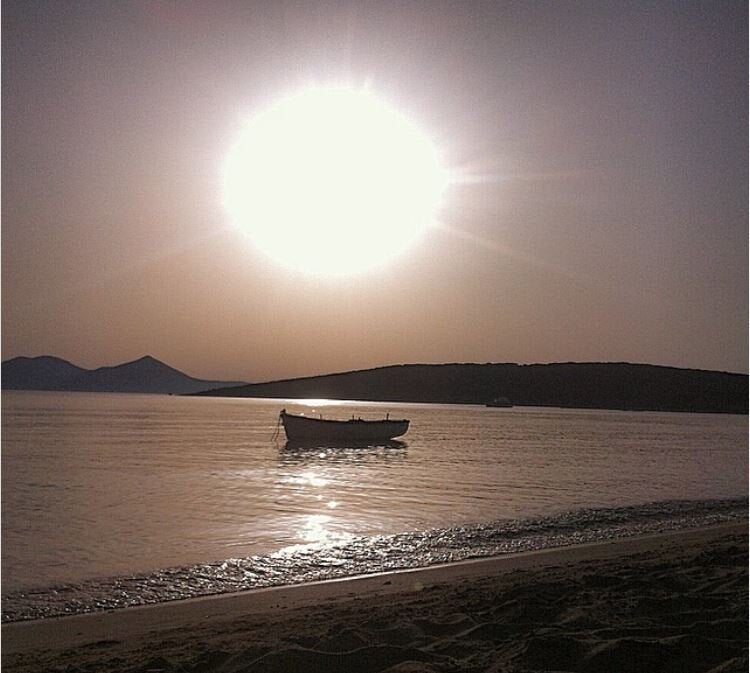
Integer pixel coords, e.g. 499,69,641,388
2,391,747,622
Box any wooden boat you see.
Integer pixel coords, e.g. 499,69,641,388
279,409,409,442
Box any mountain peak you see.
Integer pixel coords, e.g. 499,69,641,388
2,355,246,394
124,355,167,368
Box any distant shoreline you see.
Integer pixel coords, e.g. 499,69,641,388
193,362,749,415
3,388,747,416
3,357,747,414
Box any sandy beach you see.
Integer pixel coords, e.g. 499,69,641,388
3,523,746,673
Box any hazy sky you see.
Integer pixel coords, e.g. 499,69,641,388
3,1,747,381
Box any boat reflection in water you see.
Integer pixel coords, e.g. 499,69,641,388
280,438,407,464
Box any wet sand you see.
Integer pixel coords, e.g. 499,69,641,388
3,523,747,672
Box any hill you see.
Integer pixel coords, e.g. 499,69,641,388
193,362,748,414
1,355,246,395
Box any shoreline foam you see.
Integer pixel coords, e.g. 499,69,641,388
4,497,746,623
3,522,747,672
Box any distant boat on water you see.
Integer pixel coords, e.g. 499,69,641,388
279,409,410,442
486,396,513,408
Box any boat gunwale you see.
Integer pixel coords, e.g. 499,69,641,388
280,410,409,426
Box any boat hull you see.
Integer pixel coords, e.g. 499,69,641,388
280,411,409,442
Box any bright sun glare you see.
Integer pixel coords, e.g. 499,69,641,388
223,86,448,275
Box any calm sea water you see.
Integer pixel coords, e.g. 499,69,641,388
2,391,747,621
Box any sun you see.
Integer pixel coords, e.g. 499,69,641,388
223,86,447,275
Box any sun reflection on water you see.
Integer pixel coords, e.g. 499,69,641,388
302,514,332,543
300,471,328,487
277,512,355,554
296,398,341,407
277,465,354,550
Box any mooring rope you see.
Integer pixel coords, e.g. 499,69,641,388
271,411,282,442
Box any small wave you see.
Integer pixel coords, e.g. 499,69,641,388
2,497,746,623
